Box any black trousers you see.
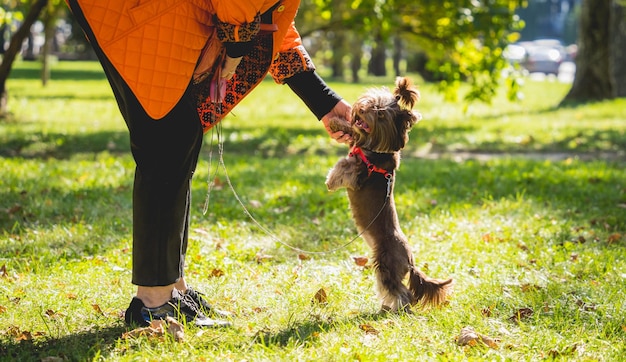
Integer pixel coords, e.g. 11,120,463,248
69,0,204,286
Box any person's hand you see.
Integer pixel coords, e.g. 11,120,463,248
321,99,353,145
221,56,242,80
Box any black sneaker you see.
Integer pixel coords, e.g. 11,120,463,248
185,286,233,319
124,290,231,328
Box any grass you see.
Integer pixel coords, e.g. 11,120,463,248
1,60,625,361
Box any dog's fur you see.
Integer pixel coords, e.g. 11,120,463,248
326,77,452,312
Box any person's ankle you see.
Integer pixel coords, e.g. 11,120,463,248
136,285,175,308
174,278,188,293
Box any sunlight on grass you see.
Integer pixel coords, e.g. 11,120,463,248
1,61,625,361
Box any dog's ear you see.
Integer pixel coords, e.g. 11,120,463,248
394,77,420,111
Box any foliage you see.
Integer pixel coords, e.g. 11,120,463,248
1,61,626,361
298,0,527,103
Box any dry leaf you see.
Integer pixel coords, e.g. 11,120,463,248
352,256,369,267
15,331,32,342
456,326,499,349
210,268,225,277
508,307,533,323
359,324,380,335
122,318,183,342
255,253,273,263
607,233,622,244
166,316,185,342
92,304,104,315
521,283,542,292
0,264,7,278
66,293,78,300
7,205,22,215
45,309,61,319
312,288,328,305
298,253,310,261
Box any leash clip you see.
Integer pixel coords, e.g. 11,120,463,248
385,173,393,198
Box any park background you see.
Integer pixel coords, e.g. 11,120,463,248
1,0,625,361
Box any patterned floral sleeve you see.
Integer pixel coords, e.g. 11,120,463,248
268,45,316,84
216,13,260,43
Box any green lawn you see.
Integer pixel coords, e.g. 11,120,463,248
1,61,625,361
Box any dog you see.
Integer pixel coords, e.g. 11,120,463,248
326,77,452,312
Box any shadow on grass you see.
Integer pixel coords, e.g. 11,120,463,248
2,124,625,267
9,64,107,81
0,325,126,361
0,130,130,159
251,311,385,347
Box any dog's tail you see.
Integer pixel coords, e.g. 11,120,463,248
408,267,453,307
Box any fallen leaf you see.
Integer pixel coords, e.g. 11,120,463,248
6,325,21,337
298,254,310,261
92,304,104,315
7,204,22,215
255,253,273,263
166,316,185,342
122,318,183,342
352,256,368,267
66,293,78,300
607,233,622,244
0,305,6,314
45,309,61,319
210,268,225,277
521,283,542,292
548,343,579,358
508,307,533,323
312,288,328,305
0,265,7,278
15,331,32,342
359,324,380,335
455,326,499,349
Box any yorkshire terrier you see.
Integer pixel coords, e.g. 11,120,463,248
326,77,452,312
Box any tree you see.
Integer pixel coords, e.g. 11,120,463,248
561,0,626,104
0,0,48,115
297,0,525,103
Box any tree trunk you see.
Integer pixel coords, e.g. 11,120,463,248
561,0,612,104
41,4,55,87
0,0,48,115
330,31,346,79
609,0,626,97
350,35,362,83
367,32,386,77
393,36,402,77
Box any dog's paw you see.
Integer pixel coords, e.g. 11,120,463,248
328,117,353,136
325,169,341,191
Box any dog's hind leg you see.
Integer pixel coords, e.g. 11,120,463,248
372,244,414,312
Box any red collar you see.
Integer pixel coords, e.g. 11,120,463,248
349,146,393,178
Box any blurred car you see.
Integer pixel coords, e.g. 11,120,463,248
505,39,567,76
522,39,567,76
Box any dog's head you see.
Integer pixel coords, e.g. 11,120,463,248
351,77,421,153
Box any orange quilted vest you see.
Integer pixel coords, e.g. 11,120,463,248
72,0,301,120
